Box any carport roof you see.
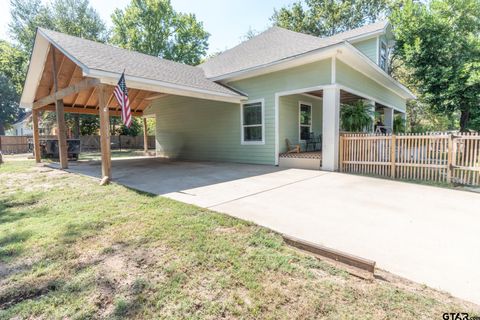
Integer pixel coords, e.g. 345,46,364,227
20,28,246,108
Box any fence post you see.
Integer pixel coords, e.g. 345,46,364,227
390,134,396,179
447,134,455,184
339,134,344,172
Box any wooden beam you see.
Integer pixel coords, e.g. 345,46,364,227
42,105,143,117
32,110,41,163
143,117,148,153
98,84,111,182
33,77,100,109
51,47,68,169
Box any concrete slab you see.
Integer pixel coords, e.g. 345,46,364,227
57,157,480,304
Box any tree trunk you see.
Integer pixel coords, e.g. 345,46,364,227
0,122,5,136
460,109,470,132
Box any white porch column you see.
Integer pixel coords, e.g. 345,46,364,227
322,86,341,171
384,107,394,132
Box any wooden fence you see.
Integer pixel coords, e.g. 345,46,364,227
339,132,480,186
0,135,156,154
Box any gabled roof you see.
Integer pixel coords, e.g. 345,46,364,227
20,28,245,108
200,21,389,80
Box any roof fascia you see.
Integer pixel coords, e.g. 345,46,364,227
88,69,246,104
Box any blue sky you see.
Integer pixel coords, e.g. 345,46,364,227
0,0,295,53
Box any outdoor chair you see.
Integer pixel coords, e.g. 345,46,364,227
285,138,300,153
305,133,322,151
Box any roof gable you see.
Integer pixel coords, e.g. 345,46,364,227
37,28,244,99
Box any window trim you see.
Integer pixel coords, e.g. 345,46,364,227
379,40,388,71
240,98,265,145
298,101,313,142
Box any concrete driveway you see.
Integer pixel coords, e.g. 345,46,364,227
60,157,480,304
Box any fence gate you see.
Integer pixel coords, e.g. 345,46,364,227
339,132,480,186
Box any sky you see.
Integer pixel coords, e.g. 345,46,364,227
0,0,295,54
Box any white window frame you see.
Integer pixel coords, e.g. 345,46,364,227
379,40,388,71
298,101,313,142
240,98,265,145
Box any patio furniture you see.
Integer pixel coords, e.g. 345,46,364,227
305,133,322,151
285,138,300,153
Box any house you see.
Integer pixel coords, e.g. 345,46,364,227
20,20,414,179
6,112,33,136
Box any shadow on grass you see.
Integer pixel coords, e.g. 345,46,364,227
0,195,42,224
0,231,32,262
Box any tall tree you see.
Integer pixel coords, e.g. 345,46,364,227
271,0,390,37
0,40,28,94
0,75,21,135
390,0,480,131
111,0,210,65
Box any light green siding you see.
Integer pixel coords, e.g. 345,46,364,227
278,94,322,153
149,59,332,166
335,60,406,111
150,95,275,164
228,59,332,163
352,38,378,63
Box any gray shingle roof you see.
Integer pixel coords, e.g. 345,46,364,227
39,28,244,98
200,21,388,79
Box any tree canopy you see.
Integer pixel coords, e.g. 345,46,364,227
0,75,21,135
271,0,390,37
111,0,210,65
390,0,480,131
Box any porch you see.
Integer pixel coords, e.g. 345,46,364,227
276,86,405,171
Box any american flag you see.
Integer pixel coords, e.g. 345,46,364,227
113,72,132,128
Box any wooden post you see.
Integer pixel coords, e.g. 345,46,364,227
143,117,148,153
32,110,41,163
339,134,344,172
447,134,454,184
51,47,68,169
390,134,396,179
98,84,111,183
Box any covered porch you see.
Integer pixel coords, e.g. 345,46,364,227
276,85,405,171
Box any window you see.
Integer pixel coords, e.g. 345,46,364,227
379,41,388,71
241,99,264,144
299,102,312,141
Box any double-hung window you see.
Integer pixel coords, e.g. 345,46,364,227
379,41,388,71
299,102,312,141
241,99,264,144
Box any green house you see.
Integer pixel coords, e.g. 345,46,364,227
20,21,414,174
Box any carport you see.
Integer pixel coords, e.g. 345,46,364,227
20,28,245,182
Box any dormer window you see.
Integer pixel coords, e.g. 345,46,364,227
379,41,388,71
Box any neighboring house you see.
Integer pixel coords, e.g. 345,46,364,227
20,20,414,173
6,112,33,136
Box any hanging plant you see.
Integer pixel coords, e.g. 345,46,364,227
340,101,374,132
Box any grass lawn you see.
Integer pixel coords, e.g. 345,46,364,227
0,160,478,319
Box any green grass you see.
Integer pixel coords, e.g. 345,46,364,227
0,160,478,319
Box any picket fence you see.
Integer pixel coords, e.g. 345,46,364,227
339,132,480,186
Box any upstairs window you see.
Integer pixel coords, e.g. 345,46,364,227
379,41,388,71
299,102,312,141
241,100,264,144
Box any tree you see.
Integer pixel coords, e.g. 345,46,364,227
390,0,480,131
0,40,29,94
271,0,390,37
9,0,108,52
111,0,210,65
0,75,21,135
